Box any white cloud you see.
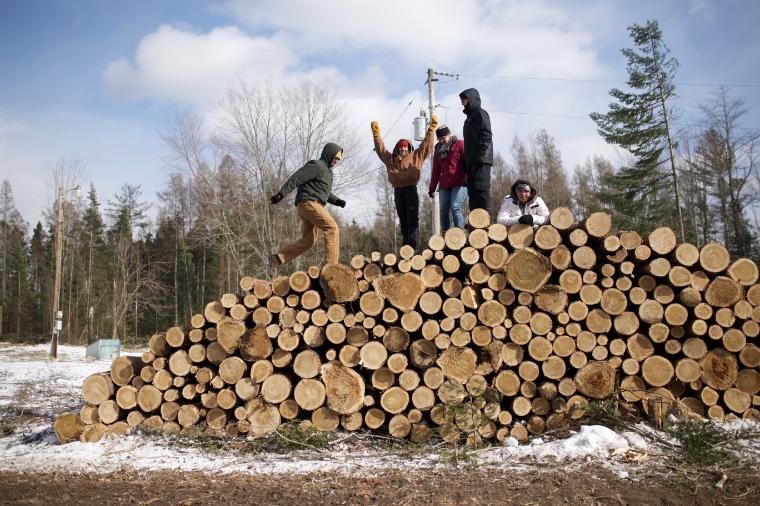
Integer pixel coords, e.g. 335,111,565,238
220,0,605,77
104,24,296,106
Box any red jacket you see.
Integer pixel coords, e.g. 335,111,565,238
429,138,466,192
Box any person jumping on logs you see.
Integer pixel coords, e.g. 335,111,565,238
269,142,346,271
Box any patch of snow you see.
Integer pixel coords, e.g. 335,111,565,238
0,343,123,416
495,425,631,462
503,436,519,447
0,344,757,477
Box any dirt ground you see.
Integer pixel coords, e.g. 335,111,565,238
1,466,758,505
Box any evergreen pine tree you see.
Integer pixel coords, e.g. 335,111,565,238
590,19,685,239
28,222,49,337
7,229,33,338
80,184,106,342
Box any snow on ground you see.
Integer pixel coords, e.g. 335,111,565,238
0,343,138,417
0,343,753,477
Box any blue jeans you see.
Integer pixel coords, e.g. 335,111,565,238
438,186,468,230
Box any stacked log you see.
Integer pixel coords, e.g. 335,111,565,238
63,208,760,445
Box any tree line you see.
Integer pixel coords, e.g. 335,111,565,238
1,21,757,343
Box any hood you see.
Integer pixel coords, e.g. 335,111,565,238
320,142,343,166
459,88,482,113
392,139,415,157
510,179,537,203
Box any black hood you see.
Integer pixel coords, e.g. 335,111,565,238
459,88,482,113
320,142,343,166
510,179,537,203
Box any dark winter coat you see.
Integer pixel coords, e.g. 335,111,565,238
429,137,466,192
459,88,493,171
278,143,344,206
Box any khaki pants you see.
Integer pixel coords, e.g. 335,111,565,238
277,200,340,264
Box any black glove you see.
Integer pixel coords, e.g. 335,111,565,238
518,214,534,225
428,191,435,198
334,198,346,208
270,192,283,204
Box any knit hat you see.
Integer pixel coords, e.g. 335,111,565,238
436,125,451,139
397,139,410,149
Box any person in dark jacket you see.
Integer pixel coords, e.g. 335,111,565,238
428,125,467,230
371,115,437,249
459,88,493,212
496,179,550,228
269,142,346,270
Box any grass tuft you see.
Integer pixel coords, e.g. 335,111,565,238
156,421,337,455
666,421,735,467
580,398,640,432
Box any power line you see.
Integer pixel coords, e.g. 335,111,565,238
383,98,415,139
438,103,589,120
458,72,760,89
489,109,589,120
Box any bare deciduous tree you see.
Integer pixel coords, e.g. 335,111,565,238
163,79,370,283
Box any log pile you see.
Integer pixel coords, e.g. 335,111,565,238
58,208,760,445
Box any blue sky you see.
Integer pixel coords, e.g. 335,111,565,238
1,0,759,229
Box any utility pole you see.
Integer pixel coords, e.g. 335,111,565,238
425,68,459,236
426,68,440,236
49,188,64,360
49,185,79,360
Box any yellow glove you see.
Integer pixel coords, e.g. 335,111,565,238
428,114,438,132
371,121,381,137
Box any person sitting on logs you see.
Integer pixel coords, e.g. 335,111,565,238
371,114,438,250
269,142,346,271
496,179,550,228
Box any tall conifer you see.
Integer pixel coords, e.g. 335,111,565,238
590,20,685,239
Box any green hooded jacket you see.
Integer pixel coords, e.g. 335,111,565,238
278,143,343,206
